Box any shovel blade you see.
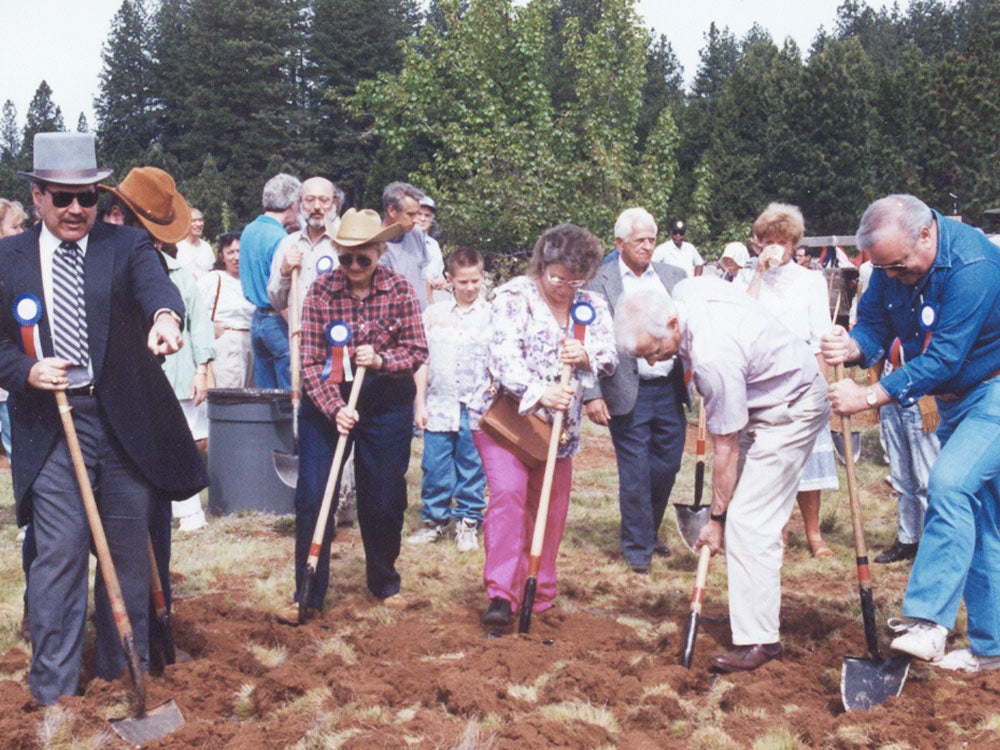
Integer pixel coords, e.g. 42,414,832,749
272,449,299,488
840,655,910,711
831,429,861,465
674,505,711,553
680,609,700,669
110,699,184,745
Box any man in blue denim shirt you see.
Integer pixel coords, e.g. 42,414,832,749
822,194,1000,673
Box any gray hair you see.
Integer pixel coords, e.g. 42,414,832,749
382,182,425,212
614,287,676,354
262,173,302,211
856,194,933,251
614,207,657,242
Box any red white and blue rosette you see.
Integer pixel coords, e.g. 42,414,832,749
322,321,353,383
570,300,595,342
13,293,42,359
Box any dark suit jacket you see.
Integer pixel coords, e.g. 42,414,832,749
0,222,209,525
584,260,689,415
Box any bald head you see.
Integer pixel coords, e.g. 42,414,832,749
300,176,337,234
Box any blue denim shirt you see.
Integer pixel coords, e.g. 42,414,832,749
852,212,1000,405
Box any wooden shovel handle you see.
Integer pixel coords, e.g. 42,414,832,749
289,266,301,407
525,363,573,573
305,366,367,568
55,392,146,712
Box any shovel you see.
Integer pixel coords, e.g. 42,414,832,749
680,544,712,668
54,392,183,743
147,534,176,671
675,399,709,553
273,266,301,488
518,362,572,634
835,366,909,711
297,365,367,624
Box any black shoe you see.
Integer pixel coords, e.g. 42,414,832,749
874,540,919,564
482,597,512,627
628,563,651,575
653,539,671,557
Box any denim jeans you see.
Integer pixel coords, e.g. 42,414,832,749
879,400,940,544
608,379,685,566
420,406,486,525
903,378,1000,655
251,309,290,389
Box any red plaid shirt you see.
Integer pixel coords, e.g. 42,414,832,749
301,265,428,420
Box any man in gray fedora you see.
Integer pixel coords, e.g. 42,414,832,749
0,132,207,704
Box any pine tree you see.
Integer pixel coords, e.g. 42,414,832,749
0,101,19,165
77,113,89,133
95,0,156,172
20,81,66,172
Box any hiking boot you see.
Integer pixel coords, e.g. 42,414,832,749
481,597,512,627
937,648,1000,673
710,643,782,673
407,522,447,545
874,540,918,564
455,519,479,552
888,617,947,661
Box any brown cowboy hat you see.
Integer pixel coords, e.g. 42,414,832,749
99,167,191,244
334,208,403,247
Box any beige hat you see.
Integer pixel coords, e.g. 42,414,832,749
334,208,403,247
99,167,191,244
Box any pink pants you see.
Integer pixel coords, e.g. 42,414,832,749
474,430,574,612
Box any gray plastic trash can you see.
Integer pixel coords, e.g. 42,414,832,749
207,388,295,515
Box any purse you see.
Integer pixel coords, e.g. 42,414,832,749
479,389,552,468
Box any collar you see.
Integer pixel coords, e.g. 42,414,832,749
40,222,90,255
617,256,654,280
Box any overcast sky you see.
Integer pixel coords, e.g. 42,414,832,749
1,0,902,133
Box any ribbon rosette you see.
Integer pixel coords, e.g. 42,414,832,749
570,300,595,343
315,254,335,275
13,293,43,359
321,321,353,383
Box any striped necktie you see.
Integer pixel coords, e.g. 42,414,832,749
52,240,89,367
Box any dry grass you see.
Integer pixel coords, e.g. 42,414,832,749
0,417,921,747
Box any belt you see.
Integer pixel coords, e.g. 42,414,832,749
66,384,95,398
256,306,274,314
638,377,671,385
224,327,251,332
936,367,1000,403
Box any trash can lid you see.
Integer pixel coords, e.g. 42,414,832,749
207,388,291,405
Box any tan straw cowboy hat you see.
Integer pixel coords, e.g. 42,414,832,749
334,208,403,247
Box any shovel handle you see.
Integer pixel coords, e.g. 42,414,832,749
694,399,706,506
302,367,367,583
55,391,146,715
519,362,573,633
835,364,881,659
289,266,301,408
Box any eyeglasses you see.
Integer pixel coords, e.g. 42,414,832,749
871,252,910,272
338,253,373,268
546,271,586,289
44,187,98,208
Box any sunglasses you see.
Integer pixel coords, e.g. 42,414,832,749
871,251,911,272
338,253,373,268
43,187,99,209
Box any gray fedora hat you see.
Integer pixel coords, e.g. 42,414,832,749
17,132,113,185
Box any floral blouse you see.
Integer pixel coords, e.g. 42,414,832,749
468,275,617,457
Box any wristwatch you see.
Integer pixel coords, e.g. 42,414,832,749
865,387,878,409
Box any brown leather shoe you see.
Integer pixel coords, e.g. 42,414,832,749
274,603,319,625
710,643,782,673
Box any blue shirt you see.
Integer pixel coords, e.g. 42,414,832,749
240,214,288,309
852,211,1000,405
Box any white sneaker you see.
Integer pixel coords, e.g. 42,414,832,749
937,647,1000,673
177,511,207,532
455,519,479,553
407,522,447,545
888,617,947,661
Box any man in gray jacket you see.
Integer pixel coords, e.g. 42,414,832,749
585,207,688,573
